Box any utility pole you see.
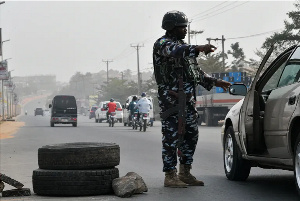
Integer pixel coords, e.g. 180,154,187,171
102,59,113,85
121,72,124,82
206,35,226,71
188,22,191,44
131,43,144,95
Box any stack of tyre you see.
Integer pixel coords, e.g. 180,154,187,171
32,142,120,196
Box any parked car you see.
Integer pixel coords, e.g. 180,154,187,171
95,101,123,123
34,108,44,116
221,45,300,194
49,95,77,127
44,109,50,116
89,106,98,119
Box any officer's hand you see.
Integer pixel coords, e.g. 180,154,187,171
197,44,217,55
216,80,231,91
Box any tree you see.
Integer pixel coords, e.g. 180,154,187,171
258,2,300,56
197,52,227,73
226,42,256,75
227,42,245,71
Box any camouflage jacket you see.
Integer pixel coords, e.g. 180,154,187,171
153,33,217,94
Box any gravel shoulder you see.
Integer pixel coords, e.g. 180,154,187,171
0,120,25,140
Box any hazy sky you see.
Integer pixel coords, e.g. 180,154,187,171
0,1,296,82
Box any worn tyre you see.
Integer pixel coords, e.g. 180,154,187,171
205,108,213,126
32,168,119,196
38,142,120,170
2,188,31,197
198,115,203,125
0,173,24,189
294,134,300,195
223,126,251,181
143,120,147,132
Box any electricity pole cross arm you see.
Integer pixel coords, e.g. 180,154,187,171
206,35,226,71
102,59,113,85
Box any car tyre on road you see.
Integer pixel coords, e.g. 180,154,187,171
223,126,251,181
32,168,119,196
38,142,120,170
2,188,31,197
294,134,300,195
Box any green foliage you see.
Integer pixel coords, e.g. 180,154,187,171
227,42,245,60
100,78,138,103
260,2,300,55
197,52,227,73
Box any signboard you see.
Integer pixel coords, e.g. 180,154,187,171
89,95,98,108
0,60,8,80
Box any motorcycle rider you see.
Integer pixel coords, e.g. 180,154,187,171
128,96,138,122
134,92,152,122
106,98,117,121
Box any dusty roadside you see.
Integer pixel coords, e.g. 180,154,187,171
0,121,25,140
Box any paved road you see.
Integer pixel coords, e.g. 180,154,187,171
0,97,299,200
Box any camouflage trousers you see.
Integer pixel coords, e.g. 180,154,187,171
160,104,199,172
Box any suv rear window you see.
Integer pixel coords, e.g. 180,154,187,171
103,102,121,108
36,108,43,111
91,107,98,111
53,96,76,109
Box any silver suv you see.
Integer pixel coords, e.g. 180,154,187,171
222,45,300,194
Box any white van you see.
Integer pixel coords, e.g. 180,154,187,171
123,95,155,127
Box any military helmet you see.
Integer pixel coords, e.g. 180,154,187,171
162,10,189,31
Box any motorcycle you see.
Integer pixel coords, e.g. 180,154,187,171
139,112,150,132
108,112,116,127
132,112,138,130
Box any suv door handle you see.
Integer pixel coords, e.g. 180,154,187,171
289,95,296,105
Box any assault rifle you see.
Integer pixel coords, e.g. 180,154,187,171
160,67,187,157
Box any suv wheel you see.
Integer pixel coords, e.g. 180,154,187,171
223,126,251,181
294,135,300,194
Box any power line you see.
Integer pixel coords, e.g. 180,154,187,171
190,1,229,19
227,28,283,40
193,1,249,22
191,1,239,21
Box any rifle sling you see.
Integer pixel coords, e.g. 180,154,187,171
160,105,179,120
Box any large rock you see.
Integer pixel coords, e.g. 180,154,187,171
112,172,148,198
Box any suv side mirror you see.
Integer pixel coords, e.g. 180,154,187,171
229,84,247,96
49,104,52,108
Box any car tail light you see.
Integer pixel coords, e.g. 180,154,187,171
117,108,122,111
72,118,77,121
101,108,106,111
143,113,148,117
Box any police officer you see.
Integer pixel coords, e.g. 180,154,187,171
153,10,231,188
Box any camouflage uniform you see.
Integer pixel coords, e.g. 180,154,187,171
153,33,217,172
